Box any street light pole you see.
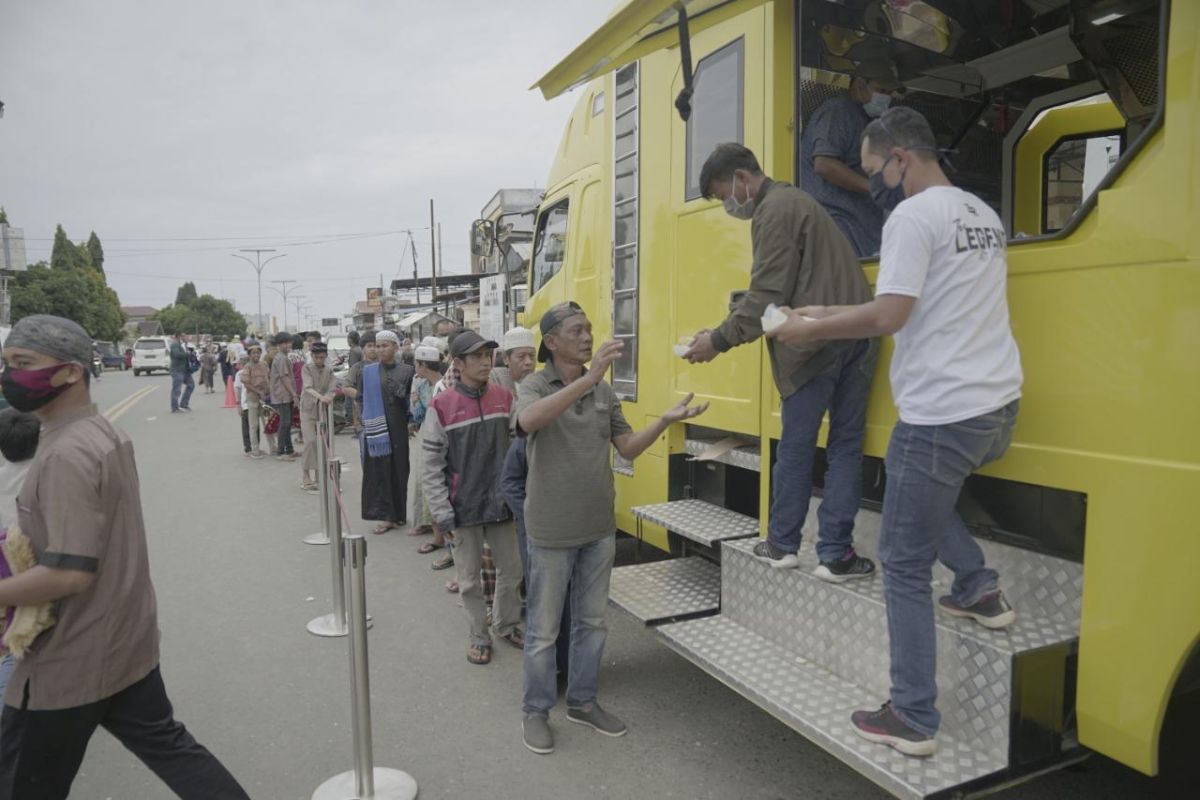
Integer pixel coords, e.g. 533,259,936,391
231,249,287,333
293,296,309,330
268,280,301,330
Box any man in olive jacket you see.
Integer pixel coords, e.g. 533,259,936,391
684,142,878,582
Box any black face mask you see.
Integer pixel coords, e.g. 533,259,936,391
870,157,906,213
0,363,74,412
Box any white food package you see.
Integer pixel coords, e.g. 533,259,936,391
761,304,789,333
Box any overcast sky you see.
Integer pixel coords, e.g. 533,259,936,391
0,0,611,329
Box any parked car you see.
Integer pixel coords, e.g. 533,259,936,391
95,341,125,370
132,336,171,376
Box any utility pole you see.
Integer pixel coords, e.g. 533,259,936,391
231,248,286,333
267,280,301,329
429,200,438,302
410,233,421,304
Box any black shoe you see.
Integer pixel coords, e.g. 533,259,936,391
751,539,799,569
938,591,1016,629
813,550,875,583
850,702,937,757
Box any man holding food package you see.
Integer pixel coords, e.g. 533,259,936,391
683,142,879,582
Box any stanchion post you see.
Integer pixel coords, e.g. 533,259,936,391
302,404,332,546
312,535,418,800
307,451,364,637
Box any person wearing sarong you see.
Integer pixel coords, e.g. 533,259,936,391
358,330,414,534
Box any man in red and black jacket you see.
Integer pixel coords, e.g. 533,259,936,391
422,330,523,666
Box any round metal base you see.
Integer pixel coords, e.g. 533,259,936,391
303,532,331,546
306,613,372,638
312,768,418,800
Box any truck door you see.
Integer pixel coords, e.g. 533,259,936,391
669,5,767,436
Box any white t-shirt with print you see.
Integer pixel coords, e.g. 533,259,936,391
875,185,1022,425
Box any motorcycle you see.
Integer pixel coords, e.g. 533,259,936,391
91,354,103,379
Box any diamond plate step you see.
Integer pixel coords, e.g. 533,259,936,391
631,499,759,547
684,437,761,471
658,615,1006,800
609,557,721,624
718,516,1082,773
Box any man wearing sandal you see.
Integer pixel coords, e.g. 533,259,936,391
422,330,524,665
517,302,710,755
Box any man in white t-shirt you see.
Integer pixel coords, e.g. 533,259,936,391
768,107,1022,758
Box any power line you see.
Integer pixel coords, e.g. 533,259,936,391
20,227,431,242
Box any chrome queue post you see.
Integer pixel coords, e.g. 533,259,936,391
312,535,418,800
307,443,371,638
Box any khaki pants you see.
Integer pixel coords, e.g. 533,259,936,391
453,523,522,647
246,400,262,453
300,413,321,475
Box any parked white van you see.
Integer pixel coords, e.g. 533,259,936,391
132,336,171,376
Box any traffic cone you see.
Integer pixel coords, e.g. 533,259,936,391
224,376,237,409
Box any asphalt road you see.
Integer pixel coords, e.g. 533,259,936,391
65,370,1164,799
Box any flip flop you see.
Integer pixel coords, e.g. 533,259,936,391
372,522,396,535
417,541,444,554
445,580,459,593
431,555,455,571
407,525,434,537
467,644,492,665
499,629,525,649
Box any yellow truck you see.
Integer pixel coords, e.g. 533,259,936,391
500,1,1196,796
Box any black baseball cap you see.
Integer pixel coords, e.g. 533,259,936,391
537,301,584,363
449,330,499,359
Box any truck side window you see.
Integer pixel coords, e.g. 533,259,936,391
531,202,569,293
1043,133,1123,234
686,38,744,201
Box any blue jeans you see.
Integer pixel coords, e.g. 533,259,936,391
522,534,615,715
170,371,194,411
768,339,876,562
879,400,1019,735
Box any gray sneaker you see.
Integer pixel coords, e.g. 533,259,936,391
566,703,628,737
938,591,1017,629
522,714,554,754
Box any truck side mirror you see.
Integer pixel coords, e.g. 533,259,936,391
470,219,496,258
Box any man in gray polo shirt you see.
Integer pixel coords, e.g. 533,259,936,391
517,302,708,755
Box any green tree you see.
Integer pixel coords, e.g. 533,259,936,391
154,294,245,339
0,207,8,224
86,231,105,279
12,223,126,342
50,225,82,270
175,281,198,306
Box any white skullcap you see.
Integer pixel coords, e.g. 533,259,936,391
421,335,448,353
376,330,400,346
502,326,535,352
414,345,441,362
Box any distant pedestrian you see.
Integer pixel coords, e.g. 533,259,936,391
232,356,253,457
299,343,338,493
199,347,218,393
341,331,376,435
0,314,251,799
168,332,194,413
406,343,442,538
357,330,414,533
239,342,269,459
517,302,708,755
269,331,298,460
422,331,523,665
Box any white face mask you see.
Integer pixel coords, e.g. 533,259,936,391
863,91,892,118
723,173,756,220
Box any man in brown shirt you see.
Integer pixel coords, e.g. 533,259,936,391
240,340,270,458
0,314,249,800
268,330,298,459
683,143,879,582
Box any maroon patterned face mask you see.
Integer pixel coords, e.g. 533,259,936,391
0,363,73,412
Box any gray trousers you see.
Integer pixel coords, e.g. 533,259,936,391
246,400,262,453
453,523,522,647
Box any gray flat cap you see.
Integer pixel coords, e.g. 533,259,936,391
4,314,94,366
